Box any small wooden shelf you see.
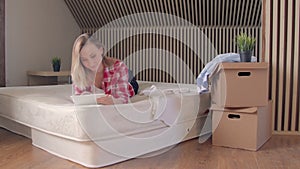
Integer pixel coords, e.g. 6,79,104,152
27,70,71,86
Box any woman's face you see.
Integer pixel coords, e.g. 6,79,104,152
80,42,103,72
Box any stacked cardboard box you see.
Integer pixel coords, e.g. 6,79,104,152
209,62,272,151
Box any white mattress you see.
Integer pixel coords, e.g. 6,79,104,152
0,81,210,142
0,81,211,167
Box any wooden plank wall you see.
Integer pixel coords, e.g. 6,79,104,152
64,0,262,83
91,26,260,84
263,0,300,134
64,0,261,28
0,0,5,87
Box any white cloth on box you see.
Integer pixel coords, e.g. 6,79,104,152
196,53,257,94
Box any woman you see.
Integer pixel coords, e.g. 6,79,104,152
71,33,138,105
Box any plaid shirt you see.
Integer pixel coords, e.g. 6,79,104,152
74,61,135,103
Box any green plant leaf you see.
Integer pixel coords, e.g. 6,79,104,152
52,56,61,65
235,33,256,52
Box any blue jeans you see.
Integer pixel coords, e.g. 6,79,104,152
129,77,139,95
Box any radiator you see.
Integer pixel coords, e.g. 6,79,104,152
88,26,261,84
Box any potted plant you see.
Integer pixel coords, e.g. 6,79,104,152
52,56,61,72
236,33,256,62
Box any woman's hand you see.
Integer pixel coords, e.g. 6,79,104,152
97,95,114,105
97,95,123,105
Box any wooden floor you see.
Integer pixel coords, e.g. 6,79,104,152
1,128,300,169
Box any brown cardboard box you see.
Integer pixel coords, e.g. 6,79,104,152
210,62,269,107
212,101,272,151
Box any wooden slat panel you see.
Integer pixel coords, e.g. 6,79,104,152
277,0,285,131
263,0,299,134
256,1,263,26
271,0,279,131
0,0,4,87
284,0,293,131
295,0,300,132
92,27,238,83
65,0,262,29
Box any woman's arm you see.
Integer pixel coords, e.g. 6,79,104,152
73,85,92,95
109,61,130,104
97,61,132,104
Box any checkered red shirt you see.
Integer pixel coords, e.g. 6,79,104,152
74,61,135,103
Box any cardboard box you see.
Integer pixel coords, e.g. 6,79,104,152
210,62,269,107
212,101,272,151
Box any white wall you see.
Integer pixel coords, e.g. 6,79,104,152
5,0,80,86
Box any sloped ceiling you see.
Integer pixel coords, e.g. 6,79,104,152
64,0,262,29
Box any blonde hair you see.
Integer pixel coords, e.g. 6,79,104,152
71,33,106,89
